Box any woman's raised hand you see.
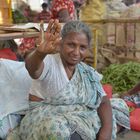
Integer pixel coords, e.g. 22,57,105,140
36,19,61,54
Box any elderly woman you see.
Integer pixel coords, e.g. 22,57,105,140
7,20,130,140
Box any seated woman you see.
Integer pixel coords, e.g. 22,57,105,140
7,20,130,140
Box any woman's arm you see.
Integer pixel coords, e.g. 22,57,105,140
97,96,112,140
25,49,46,79
25,19,61,79
125,82,140,95
121,82,140,98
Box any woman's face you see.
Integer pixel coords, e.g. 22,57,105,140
60,31,89,66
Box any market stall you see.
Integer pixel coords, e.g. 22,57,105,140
0,25,39,40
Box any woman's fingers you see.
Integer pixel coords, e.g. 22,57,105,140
38,21,45,45
51,19,60,35
37,19,61,54
40,22,45,44
56,23,61,34
47,20,61,42
46,19,54,32
47,19,61,34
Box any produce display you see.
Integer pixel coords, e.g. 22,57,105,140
101,62,140,94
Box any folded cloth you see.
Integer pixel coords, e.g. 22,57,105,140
124,92,140,107
0,59,31,120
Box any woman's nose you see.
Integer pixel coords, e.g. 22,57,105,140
73,47,80,55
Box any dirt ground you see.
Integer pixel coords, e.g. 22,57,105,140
117,130,140,140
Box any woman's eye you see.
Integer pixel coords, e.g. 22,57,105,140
80,46,87,51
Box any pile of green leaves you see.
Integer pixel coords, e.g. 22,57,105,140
101,62,140,94
12,10,28,23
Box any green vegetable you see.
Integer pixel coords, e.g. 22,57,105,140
12,10,28,23
101,62,140,95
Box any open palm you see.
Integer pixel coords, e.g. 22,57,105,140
37,19,61,54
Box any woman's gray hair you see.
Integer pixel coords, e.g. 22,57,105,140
61,20,92,46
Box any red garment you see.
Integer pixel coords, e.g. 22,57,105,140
102,84,113,99
125,100,140,131
36,10,52,23
51,0,75,20
0,48,17,60
130,108,140,131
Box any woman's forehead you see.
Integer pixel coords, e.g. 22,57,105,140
62,32,89,44
63,31,86,39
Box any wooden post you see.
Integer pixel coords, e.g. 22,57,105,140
93,29,98,68
0,0,13,24
8,0,13,24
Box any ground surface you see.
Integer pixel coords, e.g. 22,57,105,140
117,130,140,140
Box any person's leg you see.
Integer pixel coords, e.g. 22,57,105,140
71,132,82,140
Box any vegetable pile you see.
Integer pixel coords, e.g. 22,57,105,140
101,62,140,94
